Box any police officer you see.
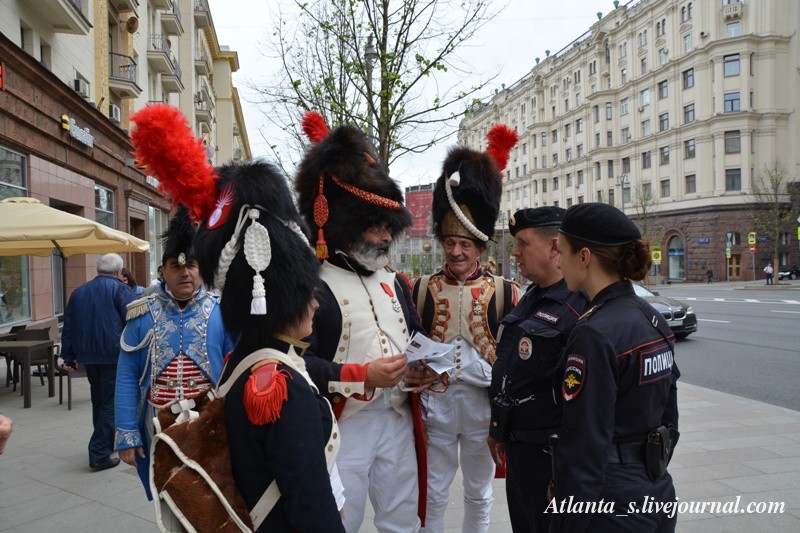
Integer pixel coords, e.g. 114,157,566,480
488,207,588,532
551,203,679,532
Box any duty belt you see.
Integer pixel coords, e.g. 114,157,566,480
607,441,646,464
509,428,560,445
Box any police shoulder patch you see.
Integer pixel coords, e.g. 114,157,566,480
562,354,586,401
243,360,292,425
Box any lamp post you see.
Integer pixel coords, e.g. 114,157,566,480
364,35,378,143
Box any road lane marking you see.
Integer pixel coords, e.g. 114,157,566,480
771,310,800,314
698,319,731,323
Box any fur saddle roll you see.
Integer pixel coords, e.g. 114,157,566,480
150,389,253,533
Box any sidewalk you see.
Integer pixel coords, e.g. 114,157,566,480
1,378,799,531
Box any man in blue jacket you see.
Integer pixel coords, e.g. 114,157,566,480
61,253,135,471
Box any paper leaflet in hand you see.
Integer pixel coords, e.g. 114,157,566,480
403,331,456,377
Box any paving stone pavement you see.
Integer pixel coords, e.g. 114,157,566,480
1,374,798,532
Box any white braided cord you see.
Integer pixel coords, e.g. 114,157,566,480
444,171,489,242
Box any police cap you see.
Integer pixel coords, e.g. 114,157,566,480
509,206,565,236
559,203,641,246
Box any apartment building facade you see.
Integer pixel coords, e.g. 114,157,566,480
459,0,799,283
0,0,251,329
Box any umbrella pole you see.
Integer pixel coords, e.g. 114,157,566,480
52,241,67,320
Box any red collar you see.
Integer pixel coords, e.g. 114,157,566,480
443,260,482,282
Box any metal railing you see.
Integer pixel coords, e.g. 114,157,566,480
109,53,138,83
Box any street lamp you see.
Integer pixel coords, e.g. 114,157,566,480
364,35,378,142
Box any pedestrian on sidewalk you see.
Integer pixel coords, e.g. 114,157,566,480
61,253,136,472
552,203,680,532
706,268,713,284
764,263,774,285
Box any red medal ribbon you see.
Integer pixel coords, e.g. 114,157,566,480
380,282,394,298
471,287,481,301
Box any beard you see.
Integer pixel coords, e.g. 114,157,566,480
349,238,391,271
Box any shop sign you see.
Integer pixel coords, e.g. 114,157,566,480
61,114,94,148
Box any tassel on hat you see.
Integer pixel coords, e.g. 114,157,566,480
313,176,329,260
243,209,272,315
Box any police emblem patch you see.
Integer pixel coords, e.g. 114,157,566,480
518,337,533,360
562,354,585,401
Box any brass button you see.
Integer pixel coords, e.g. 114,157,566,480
399,318,404,323
333,396,341,403
402,328,406,333
328,444,334,452
333,432,338,439
342,299,349,305
338,347,345,352
328,385,335,392
381,339,387,344
344,312,350,318
344,322,351,328
383,349,388,354
343,334,350,340
344,387,351,394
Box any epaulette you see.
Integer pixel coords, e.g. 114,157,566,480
244,360,292,425
125,295,154,321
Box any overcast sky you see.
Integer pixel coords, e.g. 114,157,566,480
207,0,614,188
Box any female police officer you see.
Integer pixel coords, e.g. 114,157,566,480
550,203,679,532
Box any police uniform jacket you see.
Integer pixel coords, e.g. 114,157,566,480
490,279,588,433
222,336,345,532
552,280,679,532
303,252,425,419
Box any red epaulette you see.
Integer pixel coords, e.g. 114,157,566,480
243,360,292,425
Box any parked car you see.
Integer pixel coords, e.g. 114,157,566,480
778,266,800,280
633,283,697,339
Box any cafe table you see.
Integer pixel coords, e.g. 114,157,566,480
0,339,55,408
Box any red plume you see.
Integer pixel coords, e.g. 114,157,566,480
485,124,519,173
130,104,218,222
301,111,329,142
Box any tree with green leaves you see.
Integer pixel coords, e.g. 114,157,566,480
627,181,663,283
254,0,499,171
751,160,796,274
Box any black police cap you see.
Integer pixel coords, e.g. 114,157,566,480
559,203,641,246
509,206,565,236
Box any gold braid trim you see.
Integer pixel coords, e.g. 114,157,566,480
329,175,402,211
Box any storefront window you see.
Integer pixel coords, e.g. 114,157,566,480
148,206,169,281
0,145,31,326
95,184,115,228
668,236,686,280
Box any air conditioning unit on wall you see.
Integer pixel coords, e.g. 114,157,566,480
73,79,90,98
109,104,122,123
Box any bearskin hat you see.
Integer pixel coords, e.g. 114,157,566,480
161,204,195,265
130,104,318,351
432,125,518,243
294,111,411,260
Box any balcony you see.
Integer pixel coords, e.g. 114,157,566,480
195,94,213,124
162,63,184,93
37,0,91,35
194,48,210,75
723,2,742,20
147,34,177,74
151,0,170,9
194,0,211,28
112,0,139,13
161,1,184,36
108,53,141,98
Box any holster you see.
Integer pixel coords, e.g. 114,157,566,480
546,434,558,503
645,426,671,480
489,393,514,442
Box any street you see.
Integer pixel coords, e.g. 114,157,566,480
654,283,800,411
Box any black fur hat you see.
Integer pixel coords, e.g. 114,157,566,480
294,111,411,259
193,160,319,350
432,125,518,243
161,204,195,265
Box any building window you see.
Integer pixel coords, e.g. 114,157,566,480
640,57,648,75
541,132,547,146
724,54,740,76
552,129,558,142
608,189,615,206
727,21,740,37
95,184,115,228
619,42,628,58
658,48,668,66
515,188,520,200
660,179,671,198
593,105,600,123
595,161,602,180
578,170,584,185
523,163,528,175
589,60,597,75
564,124,571,138
606,102,613,120
641,119,652,136
622,127,630,143
607,160,615,178
683,103,695,123
683,68,694,88
506,190,511,202
522,142,527,154
566,173,573,187
542,178,548,192
685,174,696,193
684,139,696,159
523,185,528,197
658,18,666,37
724,92,741,112
724,130,741,153
622,157,631,174
542,155,548,168
621,68,628,84
642,150,652,169
595,133,601,148
622,187,632,204
553,153,558,165
658,80,668,99
533,180,538,194
659,113,669,132
725,168,741,191
640,88,650,107
576,92,582,107
727,231,741,246
660,146,670,165
0,146,32,326
607,131,613,147
621,98,630,115
553,177,559,190
576,118,583,133
642,182,652,199
565,148,572,162
577,144,584,158
597,189,604,202
683,34,692,53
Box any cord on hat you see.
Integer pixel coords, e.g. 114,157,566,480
444,170,489,242
244,209,271,315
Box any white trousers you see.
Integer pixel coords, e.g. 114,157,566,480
420,382,494,533
338,399,420,533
